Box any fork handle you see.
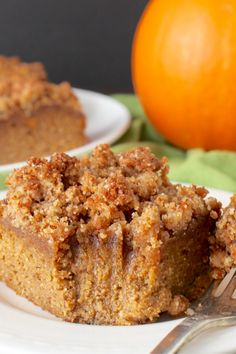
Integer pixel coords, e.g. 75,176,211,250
151,315,236,354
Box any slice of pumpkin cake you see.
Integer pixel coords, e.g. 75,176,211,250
0,145,220,324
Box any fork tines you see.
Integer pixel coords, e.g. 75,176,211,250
214,267,236,298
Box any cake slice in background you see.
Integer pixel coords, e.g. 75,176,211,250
0,55,87,164
0,145,221,325
0,80,86,164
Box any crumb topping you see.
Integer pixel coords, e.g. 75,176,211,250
0,81,82,119
0,55,82,119
168,295,189,316
0,55,47,82
2,145,220,244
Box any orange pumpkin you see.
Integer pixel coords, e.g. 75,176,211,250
132,0,236,150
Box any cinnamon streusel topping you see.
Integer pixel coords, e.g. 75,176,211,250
0,80,82,119
0,55,47,82
3,145,220,245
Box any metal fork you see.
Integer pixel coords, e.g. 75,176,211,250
151,268,236,354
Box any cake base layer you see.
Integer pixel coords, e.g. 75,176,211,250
0,216,211,325
0,106,87,164
0,222,76,321
72,216,211,325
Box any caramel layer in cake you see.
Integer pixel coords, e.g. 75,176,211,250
0,145,221,325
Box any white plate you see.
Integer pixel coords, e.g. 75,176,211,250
0,88,131,173
0,187,235,354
